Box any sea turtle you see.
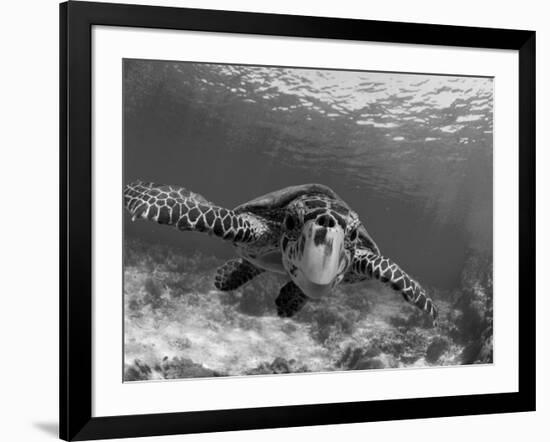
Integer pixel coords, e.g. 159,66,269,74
124,182,438,324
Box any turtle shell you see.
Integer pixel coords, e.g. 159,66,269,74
234,183,343,214
234,183,381,255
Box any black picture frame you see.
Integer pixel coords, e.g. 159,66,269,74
60,1,536,440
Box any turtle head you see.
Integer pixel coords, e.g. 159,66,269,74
280,195,360,298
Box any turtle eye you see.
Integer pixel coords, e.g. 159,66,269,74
284,214,296,231
349,228,358,242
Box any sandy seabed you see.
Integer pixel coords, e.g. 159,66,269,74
123,239,493,381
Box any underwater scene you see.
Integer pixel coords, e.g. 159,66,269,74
123,59,493,381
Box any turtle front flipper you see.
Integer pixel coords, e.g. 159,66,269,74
275,281,308,318
125,181,266,243
214,259,264,291
347,248,438,325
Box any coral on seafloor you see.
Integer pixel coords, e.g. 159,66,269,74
123,238,493,381
447,252,493,364
246,357,310,375
125,356,223,381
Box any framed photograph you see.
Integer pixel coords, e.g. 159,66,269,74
60,1,535,440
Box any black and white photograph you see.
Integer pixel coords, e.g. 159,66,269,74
123,59,493,381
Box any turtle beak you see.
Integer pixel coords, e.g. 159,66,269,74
299,220,346,286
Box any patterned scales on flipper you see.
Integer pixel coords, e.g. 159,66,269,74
124,181,266,243
346,248,438,324
214,259,264,291
275,281,308,318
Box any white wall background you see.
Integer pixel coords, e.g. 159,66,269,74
0,0,546,441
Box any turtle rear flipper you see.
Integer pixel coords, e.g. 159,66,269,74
125,181,266,243
275,281,308,318
214,259,264,291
